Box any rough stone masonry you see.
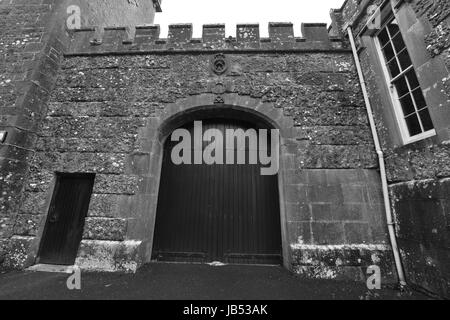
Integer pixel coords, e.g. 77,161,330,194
330,0,450,298
1,0,449,299
1,15,395,281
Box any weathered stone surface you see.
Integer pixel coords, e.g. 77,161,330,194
304,126,372,145
293,169,388,246
75,240,142,272
332,0,450,297
425,21,450,57
311,222,346,244
88,194,124,218
291,245,395,282
13,214,42,237
24,169,54,193
385,144,450,183
0,236,34,270
300,145,378,169
0,0,392,284
83,217,127,241
0,216,15,239
93,175,140,195
413,0,450,27
0,0,63,254
40,117,146,139
67,0,157,27
399,239,450,298
19,192,47,215
344,222,370,244
46,101,157,118
391,179,450,250
36,136,136,153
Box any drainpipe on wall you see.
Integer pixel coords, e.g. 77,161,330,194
347,27,407,288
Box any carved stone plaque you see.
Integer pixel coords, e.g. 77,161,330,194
211,53,228,75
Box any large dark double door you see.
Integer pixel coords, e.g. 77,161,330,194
152,119,282,265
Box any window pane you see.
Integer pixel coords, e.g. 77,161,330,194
394,76,409,97
388,59,401,78
387,20,400,37
419,109,434,131
407,70,420,89
378,29,389,47
382,43,396,62
377,17,434,140
400,94,416,116
412,88,427,109
398,49,412,70
392,33,406,53
405,114,422,136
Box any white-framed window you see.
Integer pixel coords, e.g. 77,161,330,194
375,16,436,144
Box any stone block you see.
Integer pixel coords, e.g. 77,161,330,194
93,175,140,195
344,222,371,244
288,222,312,245
76,239,142,272
13,214,43,236
83,217,127,241
311,222,345,245
311,203,332,221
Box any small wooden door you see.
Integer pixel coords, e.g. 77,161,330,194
152,119,282,265
38,173,95,265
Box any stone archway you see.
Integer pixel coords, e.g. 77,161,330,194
136,93,303,269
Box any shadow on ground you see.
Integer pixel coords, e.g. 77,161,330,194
0,263,431,300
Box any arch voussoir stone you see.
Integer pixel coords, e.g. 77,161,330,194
135,93,300,268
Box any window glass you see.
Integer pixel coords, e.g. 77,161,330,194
419,109,434,131
388,59,401,78
412,89,427,110
400,94,415,116
377,16,434,140
405,114,422,136
382,43,396,62
398,50,412,70
406,70,420,89
394,77,409,97
392,33,406,52
378,29,389,47
387,21,400,37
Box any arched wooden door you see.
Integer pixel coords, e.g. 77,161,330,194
152,118,282,265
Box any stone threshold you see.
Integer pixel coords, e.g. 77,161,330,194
26,264,78,274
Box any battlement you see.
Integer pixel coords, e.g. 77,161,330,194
67,23,346,54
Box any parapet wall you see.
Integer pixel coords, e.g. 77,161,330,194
67,23,347,54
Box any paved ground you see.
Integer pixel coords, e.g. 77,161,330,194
0,263,431,300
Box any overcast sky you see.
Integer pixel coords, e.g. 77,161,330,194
154,0,344,38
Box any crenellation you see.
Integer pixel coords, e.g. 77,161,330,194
66,23,345,54
268,22,295,43
133,25,161,50
202,24,226,49
168,23,193,49
236,23,261,49
67,27,95,53
102,27,130,51
301,23,331,43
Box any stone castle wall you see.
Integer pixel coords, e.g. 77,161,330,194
0,0,63,269
66,0,158,27
332,0,450,298
0,0,159,270
1,21,395,281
